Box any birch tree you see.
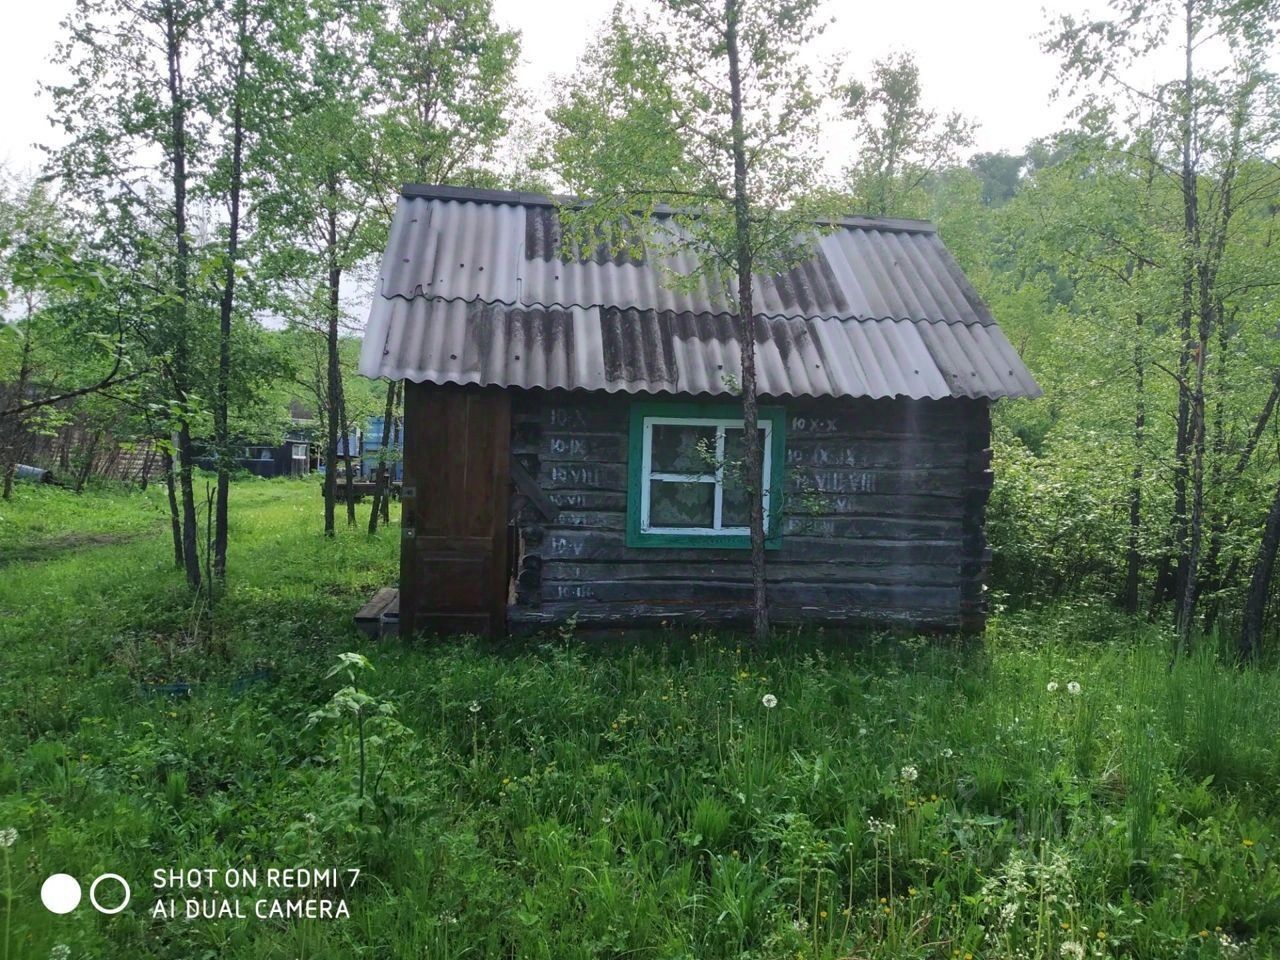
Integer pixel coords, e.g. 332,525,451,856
47,0,215,589
1047,0,1280,654
549,0,843,643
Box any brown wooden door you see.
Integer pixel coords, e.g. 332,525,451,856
400,383,511,638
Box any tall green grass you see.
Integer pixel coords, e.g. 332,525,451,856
0,480,1277,958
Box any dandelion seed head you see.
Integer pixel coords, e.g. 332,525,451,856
1046,681,1059,693
1067,681,1082,696
899,764,919,783
761,693,777,709
0,828,15,848
468,701,481,714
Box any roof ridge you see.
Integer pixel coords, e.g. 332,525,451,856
399,183,937,235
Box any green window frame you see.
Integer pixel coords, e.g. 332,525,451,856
625,400,786,549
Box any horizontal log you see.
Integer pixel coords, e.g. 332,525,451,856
509,600,961,630
538,509,961,540
538,530,962,564
800,493,965,519
785,401,985,436
538,464,975,504
540,462,626,491
781,514,962,540
544,402,629,433
534,578,958,609
546,511,627,532
789,467,969,497
540,433,626,463
546,490,628,512
784,440,968,470
541,559,961,587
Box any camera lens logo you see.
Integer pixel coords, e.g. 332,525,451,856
40,875,81,915
41,873,131,915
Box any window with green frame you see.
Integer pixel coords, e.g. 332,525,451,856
625,401,787,549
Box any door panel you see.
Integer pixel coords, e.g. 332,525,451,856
400,384,511,638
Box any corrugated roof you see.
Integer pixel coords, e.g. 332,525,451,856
360,185,1041,400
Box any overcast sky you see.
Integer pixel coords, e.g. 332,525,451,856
0,0,1091,177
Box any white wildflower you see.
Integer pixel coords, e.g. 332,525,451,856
941,748,954,759
0,828,15,848
858,727,868,737
867,817,896,837
1067,681,1082,696
468,701,481,714
1046,681,1059,693
899,764,919,783
50,947,71,960
1060,942,1085,960
761,693,777,709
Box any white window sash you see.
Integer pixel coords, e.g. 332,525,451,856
639,415,772,537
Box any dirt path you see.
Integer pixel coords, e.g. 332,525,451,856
1,528,155,565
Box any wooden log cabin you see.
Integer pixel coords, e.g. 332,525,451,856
359,185,1040,638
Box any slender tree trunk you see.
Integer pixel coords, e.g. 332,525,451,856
1123,313,1145,613
382,381,401,524
74,431,102,493
1,459,16,501
323,196,341,537
163,445,184,568
1172,0,1199,651
368,380,397,534
724,0,768,644
213,0,249,582
1177,329,1209,650
1197,316,1230,623
176,423,203,589
1,452,19,501
339,377,357,526
139,446,155,491
1240,474,1280,663
1204,369,1280,633
1,329,33,501
164,0,201,591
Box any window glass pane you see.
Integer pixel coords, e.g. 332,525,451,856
649,479,714,528
721,427,768,527
722,473,751,527
650,424,715,474
722,426,767,472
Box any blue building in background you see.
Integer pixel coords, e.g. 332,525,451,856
328,416,403,481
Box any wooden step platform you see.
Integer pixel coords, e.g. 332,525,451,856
354,587,400,637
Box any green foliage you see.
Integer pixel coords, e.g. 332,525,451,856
841,52,976,218
543,7,700,199
546,0,847,296
3,483,1280,957
368,0,520,189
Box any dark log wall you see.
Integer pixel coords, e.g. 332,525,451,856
508,390,993,633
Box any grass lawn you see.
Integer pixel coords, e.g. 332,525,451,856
1,479,1278,959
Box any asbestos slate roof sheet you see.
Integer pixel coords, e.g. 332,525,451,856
360,185,1041,400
